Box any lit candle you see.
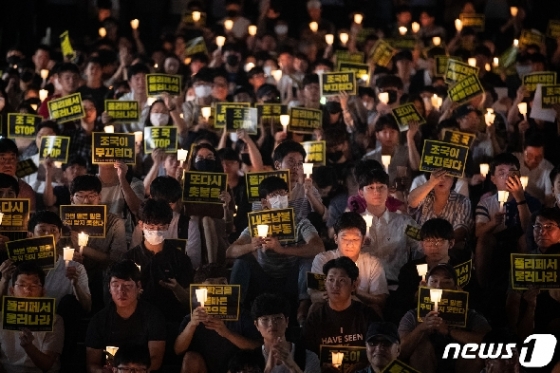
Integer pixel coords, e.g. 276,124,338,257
309,22,318,33
103,125,114,133
431,94,442,110
248,25,257,36
517,102,527,120
271,69,282,82
192,11,201,22
224,19,234,31
78,232,89,252
106,346,119,356
354,14,363,25
510,6,518,17
381,155,391,172
54,161,62,168
244,62,255,72
430,288,443,312
416,264,428,282
280,115,290,132
363,213,373,231
0,212,4,225
513,39,519,47
432,36,441,46
195,288,208,307
487,108,494,114
256,224,269,238
378,92,389,104
484,112,495,126
30,103,38,111
303,163,314,178
412,22,420,33
325,34,334,45
40,69,49,80
361,74,369,83
98,27,107,38
498,191,509,211
339,32,349,46
331,351,344,368
177,149,188,162
468,58,476,67
520,176,529,189
485,63,491,72
455,19,463,32
398,26,407,36
479,163,489,177
154,63,159,69
130,19,139,30
134,131,143,143
201,106,212,120
147,97,156,106
493,57,499,68
216,36,226,48
39,89,48,102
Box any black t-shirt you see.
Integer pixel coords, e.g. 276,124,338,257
303,300,380,355
85,300,166,348
53,185,71,207
77,85,110,114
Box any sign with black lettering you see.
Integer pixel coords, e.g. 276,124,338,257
47,93,85,123
16,159,38,179
6,235,56,270
146,74,182,96
419,140,469,178
499,47,518,68
417,287,469,327
144,126,178,153
392,103,426,132
405,225,422,241
319,345,368,372
39,136,70,163
59,30,74,58
337,62,369,81
319,71,357,97
60,205,107,237
182,171,228,204
459,13,485,32
215,102,251,129
185,36,208,56
225,107,258,134
245,170,291,203
369,40,396,67
335,51,364,64
0,199,30,233
2,297,56,332
519,30,545,48
547,20,560,39
441,130,475,148
255,103,288,126
541,85,560,108
445,60,479,85
288,107,322,134
307,272,326,291
511,253,560,290
248,208,296,241
92,133,135,164
382,359,421,373
522,72,557,97
7,113,42,139
165,238,188,252
435,56,462,77
189,284,240,320
388,36,417,50
454,259,472,288
302,141,326,165
104,100,139,122
448,74,485,104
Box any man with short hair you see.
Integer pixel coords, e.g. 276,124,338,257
111,344,151,373
76,57,109,115
513,134,554,204
38,62,80,119
0,138,36,213
356,322,402,373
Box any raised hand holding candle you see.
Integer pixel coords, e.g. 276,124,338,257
430,288,443,312
99,27,107,38
517,102,527,120
363,213,373,231
309,22,318,33
63,247,74,268
513,39,519,47
177,149,188,162
398,26,407,36
455,19,463,32
498,191,509,212
201,107,211,120
510,7,518,17
103,125,114,133
468,58,476,67
134,131,143,144
224,19,234,31
484,112,495,126
78,232,89,253
40,69,49,80
303,163,314,178
216,36,226,48
416,264,428,282
412,22,420,33
280,115,290,132
106,346,119,356
353,14,363,25
195,288,208,307
130,19,139,30
432,36,441,46
248,25,257,36
339,32,349,46
493,57,499,68
431,95,442,111
256,224,269,238
39,89,48,102
480,163,489,177
271,69,282,83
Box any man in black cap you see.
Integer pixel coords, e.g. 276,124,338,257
355,322,401,373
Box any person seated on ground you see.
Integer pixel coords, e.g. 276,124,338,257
0,262,64,373
355,322,402,373
309,212,388,316
85,260,166,373
226,349,266,373
174,264,262,373
124,199,193,323
0,173,32,254
398,263,491,373
111,343,151,373
227,176,324,325
252,293,321,373
0,138,36,213
303,257,381,356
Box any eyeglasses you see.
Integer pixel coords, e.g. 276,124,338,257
73,192,99,202
15,283,42,291
422,239,447,247
258,315,285,325
338,237,362,246
326,276,351,286
117,367,148,373
533,223,559,232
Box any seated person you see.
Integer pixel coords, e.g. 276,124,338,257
124,199,194,323
355,322,402,373
111,343,151,373
0,138,36,212
252,293,320,373
0,173,33,245
0,262,64,373
303,257,381,356
309,212,388,316
174,264,262,373
85,260,166,373
227,176,324,324
398,263,491,373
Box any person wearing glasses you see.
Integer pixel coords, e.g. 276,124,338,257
252,293,320,373
111,344,151,373
0,262,64,373
85,260,166,373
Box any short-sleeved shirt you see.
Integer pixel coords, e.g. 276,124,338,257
513,152,553,204
85,300,166,349
45,256,90,307
0,314,64,373
475,192,541,233
409,190,472,233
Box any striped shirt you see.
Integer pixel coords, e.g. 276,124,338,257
409,190,472,233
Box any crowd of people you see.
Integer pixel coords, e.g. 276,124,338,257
1,0,560,372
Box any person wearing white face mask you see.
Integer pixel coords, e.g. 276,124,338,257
182,67,215,131
124,199,195,323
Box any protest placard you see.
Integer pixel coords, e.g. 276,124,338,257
190,284,241,320
245,170,290,202
441,130,475,148
369,40,396,67
392,103,426,132
0,199,30,233
499,47,518,68
92,133,135,164
445,60,479,85
405,225,422,241
548,20,560,39
185,36,208,56
307,272,326,291
448,74,485,104
382,359,421,373
337,62,370,80
288,107,322,134
319,71,356,97
417,287,469,327
146,74,182,96
255,103,288,127
454,259,472,287
2,297,56,332
39,136,70,163
511,253,560,290
214,102,251,129
541,85,560,108
165,238,188,252
144,126,178,153
60,205,107,237
182,171,228,204
48,93,85,123
419,140,469,178
335,51,365,64
302,141,326,165
7,113,42,139
388,36,417,50
16,159,38,179
522,72,557,97
459,13,485,32
104,100,139,122
519,30,545,48
225,107,258,134
319,345,368,372
248,208,296,241
6,235,56,270
59,31,74,58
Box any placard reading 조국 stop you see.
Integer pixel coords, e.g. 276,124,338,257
7,113,42,139
39,136,70,163
214,102,250,129
144,126,178,154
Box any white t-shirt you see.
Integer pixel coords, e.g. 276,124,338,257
513,152,553,204
44,256,90,307
261,344,321,373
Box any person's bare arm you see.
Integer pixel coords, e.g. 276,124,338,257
264,235,324,258
406,122,421,171
86,347,107,373
408,169,443,208
148,341,166,371
204,316,261,349
239,130,264,171
43,159,57,207
399,315,432,360
174,307,207,354
143,149,166,197
115,161,143,217
507,175,531,239
226,235,264,258
304,179,326,217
